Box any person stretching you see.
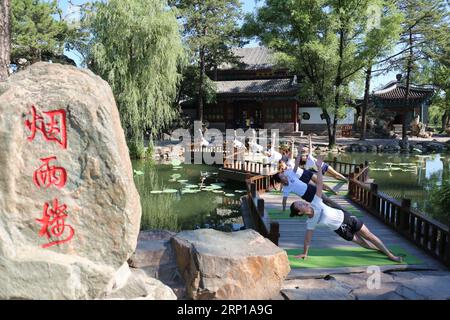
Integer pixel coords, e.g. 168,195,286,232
290,157,402,263
277,143,336,199
305,134,347,181
275,146,336,211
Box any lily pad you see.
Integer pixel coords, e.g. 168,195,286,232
150,190,163,194
234,190,246,193
133,170,144,176
171,159,182,166
178,180,189,183
170,174,182,179
162,189,178,193
207,185,223,190
181,189,200,194
225,193,236,197
184,184,198,188
211,183,225,187
212,190,224,194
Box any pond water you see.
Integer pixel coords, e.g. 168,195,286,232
330,152,450,224
132,160,246,232
132,151,449,231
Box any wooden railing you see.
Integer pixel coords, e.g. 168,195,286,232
329,157,366,177
245,175,280,245
349,166,450,267
223,159,274,176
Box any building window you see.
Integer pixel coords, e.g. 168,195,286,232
302,112,310,120
205,105,224,122
266,105,292,122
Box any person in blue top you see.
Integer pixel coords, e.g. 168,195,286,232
289,156,403,263
274,143,336,211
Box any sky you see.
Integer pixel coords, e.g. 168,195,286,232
59,0,395,93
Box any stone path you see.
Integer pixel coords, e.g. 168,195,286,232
260,178,450,300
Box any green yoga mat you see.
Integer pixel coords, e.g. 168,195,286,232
286,245,423,269
268,189,282,195
342,206,364,217
325,190,348,196
267,208,305,220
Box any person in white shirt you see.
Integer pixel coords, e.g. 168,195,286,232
289,157,402,263
304,134,347,181
276,144,336,204
264,132,283,171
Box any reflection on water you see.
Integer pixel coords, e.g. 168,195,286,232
132,160,245,231
330,152,450,224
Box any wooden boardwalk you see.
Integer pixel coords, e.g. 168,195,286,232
259,177,448,274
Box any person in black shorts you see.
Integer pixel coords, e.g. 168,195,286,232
289,157,403,263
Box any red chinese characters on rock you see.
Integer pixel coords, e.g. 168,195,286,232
33,156,67,189
36,198,74,249
25,104,74,249
25,105,67,149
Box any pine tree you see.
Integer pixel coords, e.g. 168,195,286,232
169,0,242,123
11,0,68,64
390,0,448,143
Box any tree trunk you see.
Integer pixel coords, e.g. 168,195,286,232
323,110,333,146
0,0,11,82
197,47,205,123
331,28,345,148
402,28,413,144
442,110,449,132
360,65,372,140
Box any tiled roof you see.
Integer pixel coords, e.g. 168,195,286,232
373,82,434,100
215,78,298,96
219,47,275,70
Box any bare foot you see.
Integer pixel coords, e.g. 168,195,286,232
389,255,403,263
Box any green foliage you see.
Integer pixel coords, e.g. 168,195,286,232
406,2,450,130
128,140,146,160
11,0,68,63
133,161,180,231
90,0,186,146
177,64,217,105
64,1,96,67
430,179,450,223
146,142,154,158
170,0,243,120
243,0,402,146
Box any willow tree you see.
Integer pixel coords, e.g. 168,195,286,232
90,0,186,156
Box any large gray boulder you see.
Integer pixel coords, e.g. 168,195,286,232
172,229,290,300
104,266,177,300
0,62,141,299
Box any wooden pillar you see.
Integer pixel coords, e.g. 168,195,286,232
257,198,265,217
250,182,257,198
446,226,450,268
269,222,280,246
400,198,411,234
348,173,355,197
293,101,298,132
370,183,378,211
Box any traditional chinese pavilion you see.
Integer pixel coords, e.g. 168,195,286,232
372,74,435,125
181,47,299,133
182,46,355,134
